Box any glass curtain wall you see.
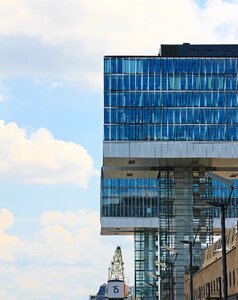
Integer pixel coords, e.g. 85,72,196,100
103,56,238,299
104,57,238,142
135,231,158,300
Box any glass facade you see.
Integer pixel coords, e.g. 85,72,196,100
102,52,238,300
104,57,238,142
212,179,238,217
101,178,159,218
135,232,157,300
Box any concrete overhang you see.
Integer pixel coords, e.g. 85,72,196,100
100,217,159,235
103,141,238,179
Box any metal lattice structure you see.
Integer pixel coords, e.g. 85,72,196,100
108,246,125,281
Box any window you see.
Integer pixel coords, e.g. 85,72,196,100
233,269,236,287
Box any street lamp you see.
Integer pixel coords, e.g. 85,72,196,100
155,246,178,300
163,245,178,300
180,224,200,300
143,281,155,300
180,240,194,300
138,288,144,299
147,272,162,300
207,172,234,300
148,272,159,279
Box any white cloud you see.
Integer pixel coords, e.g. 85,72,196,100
49,81,63,89
0,209,134,300
41,209,98,228
0,209,22,262
0,82,8,103
0,0,238,88
0,120,97,187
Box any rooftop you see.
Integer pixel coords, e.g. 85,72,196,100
161,43,238,57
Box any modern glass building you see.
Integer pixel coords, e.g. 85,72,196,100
101,44,238,300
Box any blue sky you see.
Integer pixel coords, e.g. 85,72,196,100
1,0,238,299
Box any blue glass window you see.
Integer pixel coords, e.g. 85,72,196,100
213,110,219,124
155,59,161,73
143,60,149,73
181,109,187,123
155,109,161,123
200,125,207,140
156,125,161,140
155,76,161,90
174,76,180,90
111,58,117,73
206,59,212,74
130,75,136,90
123,59,130,73
143,109,149,123
111,75,117,91
136,59,142,73
162,76,167,90
150,93,155,107
105,92,110,107
175,126,180,140
168,126,175,140
143,76,149,90
150,125,155,140
130,59,136,73
117,58,122,73
149,59,155,74
193,76,200,90
130,125,136,139
118,76,123,90
181,125,186,140
104,58,111,74
104,125,110,140
167,109,173,123
124,75,130,90
193,59,200,73
212,59,218,73
104,57,238,142
111,93,117,106
162,109,167,123
104,108,110,123
206,109,213,124
194,126,199,140
168,77,174,90
104,75,110,90
232,110,238,124
149,76,155,90
181,59,188,73
188,76,193,90
207,126,213,140
194,110,200,124
200,60,205,73
162,59,168,73
167,59,174,73
118,125,123,140
136,75,142,90
143,125,149,140
231,59,237,73
162,125,168,140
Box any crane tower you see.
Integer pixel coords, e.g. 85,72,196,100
108,246,125,281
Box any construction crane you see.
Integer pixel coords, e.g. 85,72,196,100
108,246,125,281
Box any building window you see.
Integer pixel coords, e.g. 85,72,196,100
233,269,236,287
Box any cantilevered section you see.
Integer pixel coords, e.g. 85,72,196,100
101,46,238,300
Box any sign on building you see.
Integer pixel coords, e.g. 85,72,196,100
108,280,126,299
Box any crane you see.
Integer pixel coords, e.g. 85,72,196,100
108,246,125,281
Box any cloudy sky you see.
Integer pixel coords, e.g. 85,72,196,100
1,0,238,299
